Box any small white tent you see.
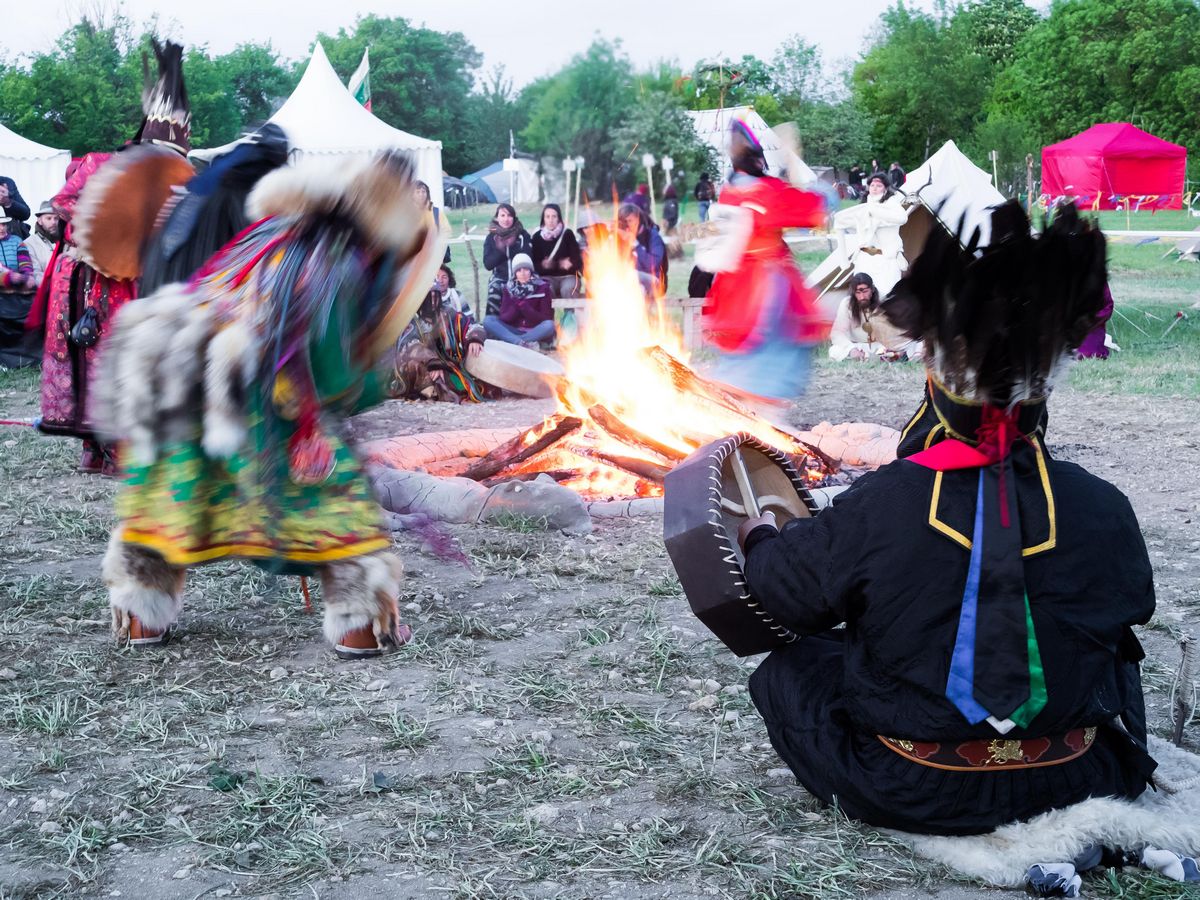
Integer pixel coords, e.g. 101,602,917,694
687,106,816,185
806,140,1005,307
462,158,541,205
0,122,70,222
191,44,444,206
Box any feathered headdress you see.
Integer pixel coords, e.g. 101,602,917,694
729,119,767,177
885,200,1108,406
135,39,192,154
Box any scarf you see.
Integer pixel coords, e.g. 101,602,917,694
489,217,522,250
539,222,564,243
506,276,541,298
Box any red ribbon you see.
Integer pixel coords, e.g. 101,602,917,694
908,405,1029,528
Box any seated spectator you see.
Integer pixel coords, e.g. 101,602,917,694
484,253,555,347
828,272,922,362
389,288,488,403
662,185,680,234
414,180,451,264
888,161,906,189
0,214,38,368
1078,284,1116,359
617,203,667,297
0,178,31,239
531,203,583,299
482,203,532,317
435,264,472,317
22,201,60,288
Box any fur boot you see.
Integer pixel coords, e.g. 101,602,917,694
318,551,406,652
102,530,185,641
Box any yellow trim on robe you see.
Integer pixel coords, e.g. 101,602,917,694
925,436,1057,558
899,400,928,444
120,528,392,568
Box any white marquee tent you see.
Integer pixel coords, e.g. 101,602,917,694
191,43,444,206
687,106,816,185
0,122,70,222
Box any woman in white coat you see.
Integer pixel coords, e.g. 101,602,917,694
832,171,910,297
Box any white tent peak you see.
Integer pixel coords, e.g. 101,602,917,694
190,41,444,206
687,105,816,184
900,140,1005,248
0,121,70,218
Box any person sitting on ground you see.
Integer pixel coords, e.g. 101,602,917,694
1077,284,1116,359
0,214,38,368
482,203,531,318
435,264,472,317
662,184,680,234
485,253,555,348
530,203,583,299
739,202,1157,838
390,287,488,403
0,178,31,239
22,201,60,287
414,179,451,264
617,203,667,298
828,272,923,361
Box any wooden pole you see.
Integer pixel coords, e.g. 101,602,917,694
573,161,584,229
1025,154,1034,216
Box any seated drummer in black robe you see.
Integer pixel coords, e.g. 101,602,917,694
739,202,1157,836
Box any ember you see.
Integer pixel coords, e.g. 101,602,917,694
457,226,831,499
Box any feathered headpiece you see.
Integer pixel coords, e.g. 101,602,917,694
885,200,1108,406
729,119,767,177
135,39,192,154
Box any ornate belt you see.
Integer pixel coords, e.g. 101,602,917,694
878,727,1097,772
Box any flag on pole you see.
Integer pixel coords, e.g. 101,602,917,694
348,48,371,111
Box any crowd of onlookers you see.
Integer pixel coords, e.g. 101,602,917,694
0,178,58,368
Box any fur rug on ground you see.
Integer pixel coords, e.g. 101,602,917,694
892,737,1200,887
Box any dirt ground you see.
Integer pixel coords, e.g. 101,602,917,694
0,359,1197,900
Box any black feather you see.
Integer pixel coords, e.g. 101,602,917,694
885,201,1107,405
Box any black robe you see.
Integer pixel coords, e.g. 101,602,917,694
743,396,1157,835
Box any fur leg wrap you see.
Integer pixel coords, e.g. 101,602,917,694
319,552,405,648
102,530,185,639
202,319,256,459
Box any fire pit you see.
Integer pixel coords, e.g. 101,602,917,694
364,230,901,531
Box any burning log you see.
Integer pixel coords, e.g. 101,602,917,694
587,404,688,462
481,470,579,487
461,415,582,482
577,448,671,484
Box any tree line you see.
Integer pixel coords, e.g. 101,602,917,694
2,0,1197,198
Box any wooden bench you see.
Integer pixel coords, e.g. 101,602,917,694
552,296,711,351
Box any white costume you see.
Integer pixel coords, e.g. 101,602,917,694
828,295,924,361
832,194,910,297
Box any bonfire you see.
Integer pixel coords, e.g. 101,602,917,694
454,227,831,500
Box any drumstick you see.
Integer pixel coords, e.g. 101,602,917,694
730,448,762,519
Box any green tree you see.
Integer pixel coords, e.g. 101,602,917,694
958,0,1040,66
610,90,716,196
686,55,774,110
989,0,1200,158
317,15,482,174
461,66,529,174
521,39,636,193
851,3,991,165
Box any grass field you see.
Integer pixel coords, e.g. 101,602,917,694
0,201,1197,898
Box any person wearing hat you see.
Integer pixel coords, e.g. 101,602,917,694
31,39,192,475
485,252,555,348
21,201,60,287
0,177,31,240
0,212,39,367
738,202,1157,837
832,169,911,297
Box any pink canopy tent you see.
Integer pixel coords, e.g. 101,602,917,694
1041,123,1187,210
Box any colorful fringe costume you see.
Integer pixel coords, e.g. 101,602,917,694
94,153,446,652
389,290,488,403
742,203,1157,835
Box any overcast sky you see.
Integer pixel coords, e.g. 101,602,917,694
6,0,951,87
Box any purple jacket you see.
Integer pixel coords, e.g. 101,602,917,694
499,278,553,330
1078,285,1114,359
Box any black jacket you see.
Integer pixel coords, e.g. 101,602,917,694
483,231,532,282
530,228,583,278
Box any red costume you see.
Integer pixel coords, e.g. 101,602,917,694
705,176,828,353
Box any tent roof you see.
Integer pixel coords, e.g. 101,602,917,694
1043,123,1185,159
191,43,440,162
901,140,1006,247
0,121,69,161
687,105,817,184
